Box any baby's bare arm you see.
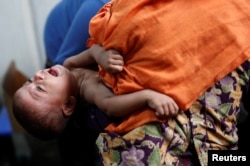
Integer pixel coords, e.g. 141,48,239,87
63,49,95,69
82,76,179,118
82,75,147,117
63,44,124,73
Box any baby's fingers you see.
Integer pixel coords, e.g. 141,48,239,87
110,49,123,58
155,104,179,119
167,103,179,116
108,58,124,66
155,105,169,118
108,64,123,73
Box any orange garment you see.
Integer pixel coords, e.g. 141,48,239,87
87,0,250,133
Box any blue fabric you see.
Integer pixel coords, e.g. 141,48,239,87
0,106,12,136
44,0,109,65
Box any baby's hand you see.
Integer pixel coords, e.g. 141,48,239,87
146,90,179,118
98,49,124,73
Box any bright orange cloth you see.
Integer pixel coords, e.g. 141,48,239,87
88,0,250,133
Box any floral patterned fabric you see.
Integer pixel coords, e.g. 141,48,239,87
96,59,250,166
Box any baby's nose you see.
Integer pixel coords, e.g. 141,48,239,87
34,70,45,81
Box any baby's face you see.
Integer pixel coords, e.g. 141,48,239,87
17,65,77,110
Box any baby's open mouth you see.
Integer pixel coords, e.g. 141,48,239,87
48,68,58,77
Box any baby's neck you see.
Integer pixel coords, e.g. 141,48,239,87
71,68,97,89
71,68,87,81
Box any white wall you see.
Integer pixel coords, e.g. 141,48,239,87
0,0,59,103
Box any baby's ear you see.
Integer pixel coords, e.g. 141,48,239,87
62,96,76,116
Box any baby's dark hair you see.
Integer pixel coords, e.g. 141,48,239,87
12,90,68,140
